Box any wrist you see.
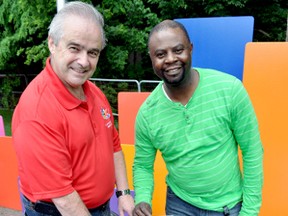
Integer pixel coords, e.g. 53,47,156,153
116,189,130,198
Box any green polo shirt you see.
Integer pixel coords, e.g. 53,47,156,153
133,68,263,215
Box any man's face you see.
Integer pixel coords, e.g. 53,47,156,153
48,15,102,90
148,27,192,86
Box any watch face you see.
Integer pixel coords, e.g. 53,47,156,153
116,189,130,197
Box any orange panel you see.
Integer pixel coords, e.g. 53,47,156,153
118,92,150,145
121,144,135,190
121,144,167,215
243,42,288,215
151,150,167,215
118,92,167,214
0,136,22,210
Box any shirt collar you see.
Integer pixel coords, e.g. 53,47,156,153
44,57,91,110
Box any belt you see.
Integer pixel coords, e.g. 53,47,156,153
24,195,109,215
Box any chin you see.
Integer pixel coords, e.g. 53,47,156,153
68,79,86,88
164,75,185,86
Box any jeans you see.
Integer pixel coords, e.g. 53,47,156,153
165,187,242,216
22,194,111,216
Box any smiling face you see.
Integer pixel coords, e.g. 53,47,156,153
48,15,102,91
148,27,193,87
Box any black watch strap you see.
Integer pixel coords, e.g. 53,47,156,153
116,189,130,198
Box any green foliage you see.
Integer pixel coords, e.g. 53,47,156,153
202,0,248,15
0,76,20,110
147,0,188,19
98,82,129,114
94,0,161,79
0,108,13,136
244,0,288,41
0,0,287,110
0,0,55,73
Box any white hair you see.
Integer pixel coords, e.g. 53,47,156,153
48,1,107,49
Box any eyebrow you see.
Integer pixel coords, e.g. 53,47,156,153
67,42,100,53
154,43,184,52
67,41,80,47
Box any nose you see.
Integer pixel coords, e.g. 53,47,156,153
165,51,177,63
77,51,90,68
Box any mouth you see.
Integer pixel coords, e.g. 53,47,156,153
72,68,88,74
164,66,182,76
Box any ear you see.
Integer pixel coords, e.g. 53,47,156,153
189,42,193,54
48,36,56,54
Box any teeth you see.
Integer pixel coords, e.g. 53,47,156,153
166,68,180,75
74,69,85,73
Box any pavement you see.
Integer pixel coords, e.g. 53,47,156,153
0,207,22,216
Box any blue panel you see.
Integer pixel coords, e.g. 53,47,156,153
175,16,254,81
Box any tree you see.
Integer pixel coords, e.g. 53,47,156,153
93,0,161,80
1,0,287,78
0,0,287,109
0,0,55,74
0,0,56,109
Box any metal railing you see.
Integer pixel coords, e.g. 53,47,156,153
90,78,161,92
90,78,141,92
0,74,161,114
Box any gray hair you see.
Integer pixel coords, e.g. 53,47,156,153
48,1,106,49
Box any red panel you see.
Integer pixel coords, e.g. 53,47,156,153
118,92,150,145
0,136,21,210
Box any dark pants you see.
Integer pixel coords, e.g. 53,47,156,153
22,194,111,216
166,186,242,216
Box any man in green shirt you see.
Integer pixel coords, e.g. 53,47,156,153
132,20,263,216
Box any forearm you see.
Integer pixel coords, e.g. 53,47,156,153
133,165,154,205
133,148,156,205
134,116,156,205
238,118,264,214
52,190,91,216
114,150,135,215
232,80,264,215
114,150,129,190
240,145,264,215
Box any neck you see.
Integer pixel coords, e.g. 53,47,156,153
69,86,86,101
163,69,199,105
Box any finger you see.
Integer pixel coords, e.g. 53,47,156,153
134,209,144,216
119,210,124,216
139,206,151,216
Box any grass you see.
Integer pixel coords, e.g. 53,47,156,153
0,109,13,136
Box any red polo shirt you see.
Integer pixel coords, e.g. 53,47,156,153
12,58,121,208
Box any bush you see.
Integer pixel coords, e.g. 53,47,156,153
0,76,20,110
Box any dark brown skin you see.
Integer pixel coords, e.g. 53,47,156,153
148,22,199,106
132,202,152,216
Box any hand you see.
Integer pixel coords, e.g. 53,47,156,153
118,194,135,216
132,202,152,216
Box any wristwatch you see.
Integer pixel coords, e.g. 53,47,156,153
116,189,131,198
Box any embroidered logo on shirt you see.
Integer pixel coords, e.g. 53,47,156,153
100,107,111,120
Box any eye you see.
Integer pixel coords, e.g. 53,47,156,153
88,50,99,58
175,48,184,54
156,52,165,59
69,46,79,52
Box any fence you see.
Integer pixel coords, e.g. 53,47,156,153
0,74,160,117
89,78,161,92
89,78,160,121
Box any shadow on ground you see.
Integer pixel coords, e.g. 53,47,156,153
0,207,22,216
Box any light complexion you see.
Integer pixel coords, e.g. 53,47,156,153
48,15,102,99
